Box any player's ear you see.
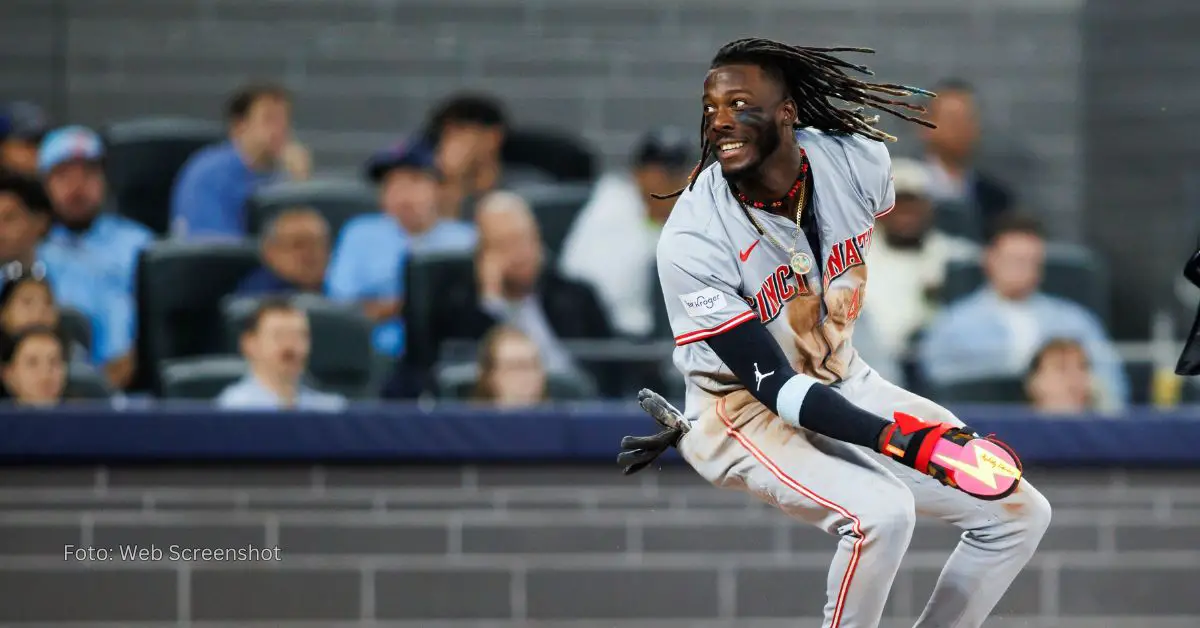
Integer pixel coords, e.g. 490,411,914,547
779,98,798,128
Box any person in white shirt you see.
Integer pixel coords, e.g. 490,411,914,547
558,128,693,338
861,157,978,364
216,298,346,411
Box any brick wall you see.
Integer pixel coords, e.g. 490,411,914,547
0,0,1083,237
1,464,1198,626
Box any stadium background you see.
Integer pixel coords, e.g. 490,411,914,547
1,0,1199,626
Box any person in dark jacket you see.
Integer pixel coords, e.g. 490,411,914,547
920,79,1015,238
392,190,611,397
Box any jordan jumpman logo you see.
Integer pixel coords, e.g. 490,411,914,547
754,363,774,391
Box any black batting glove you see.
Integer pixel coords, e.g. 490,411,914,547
616,389,691,475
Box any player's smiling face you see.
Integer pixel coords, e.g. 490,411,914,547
702,64,790,179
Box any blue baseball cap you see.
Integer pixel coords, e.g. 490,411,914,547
0,102,50,142
365,139,439,183
38,125,105,175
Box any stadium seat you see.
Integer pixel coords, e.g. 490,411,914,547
159,356,247,400
502,128,597,183
102,117,224,235
245,179,378,241
219,294,376,398
64,363,113,400
58,307,92,358
934,377,1027,405
932,199,985,243
435,361,598,401
511,182,594,259
940,242,1111,325
403,251,475,372
134,241,260,393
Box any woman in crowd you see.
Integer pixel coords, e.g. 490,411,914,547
1024,337,1112,414
0,326,67,406
472,325,547,408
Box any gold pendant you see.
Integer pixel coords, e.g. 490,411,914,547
790,252,813,275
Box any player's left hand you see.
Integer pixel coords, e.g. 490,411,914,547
617,389,691,475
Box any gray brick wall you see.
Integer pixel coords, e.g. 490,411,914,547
1082,0,1200,339
0,0,1083,236
0,464,1198,626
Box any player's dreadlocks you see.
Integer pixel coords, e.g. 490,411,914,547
655,38,937,199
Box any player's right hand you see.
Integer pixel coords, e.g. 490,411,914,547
616,389,691,475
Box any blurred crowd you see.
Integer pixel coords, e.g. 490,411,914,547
0,80,1134,416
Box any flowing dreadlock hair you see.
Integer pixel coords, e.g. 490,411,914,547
655,38,937,199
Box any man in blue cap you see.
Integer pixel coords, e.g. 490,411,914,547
325,140,477,357
38,125,154,295
0,171,136,389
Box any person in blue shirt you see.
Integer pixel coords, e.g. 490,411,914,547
0,172,135,388
325,140,477,357
215,298,345,411
38,125,154,295
919,214,1129,406
169,83,292,240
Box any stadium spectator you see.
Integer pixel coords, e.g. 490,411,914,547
170,82,292,240
395,191,610,396
472,325,547,408
921,79,1015,236
1024,337,1110,414
326,140,476,357
0,326,67,407
471,192,610,373
918,214,1128,405
426,93,545,220
558,127,691,338
236,207,330,296
860,157,978,361
38,125,153,294
0,102,49,176
0,173,135,388
0,267,88,364
215,298,346,411
280,141,312,181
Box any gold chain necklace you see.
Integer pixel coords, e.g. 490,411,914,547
737,160,815,276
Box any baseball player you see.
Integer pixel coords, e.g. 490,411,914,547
617,39,1052,628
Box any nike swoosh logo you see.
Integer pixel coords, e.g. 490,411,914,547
739,239,760,262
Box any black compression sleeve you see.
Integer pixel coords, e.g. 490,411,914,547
702,320,889,449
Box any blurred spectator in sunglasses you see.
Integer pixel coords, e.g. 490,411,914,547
236,206,330,296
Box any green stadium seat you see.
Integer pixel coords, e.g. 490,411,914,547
932,199,985,243
159,356,247,400
511,182,593,259
219,294,376,398
64,363,113,400
940,243,1110,325
245,179,378,241
934,377,1027,405
134,241,261,393
102,117,224,235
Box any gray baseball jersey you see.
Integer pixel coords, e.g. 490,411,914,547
657,128,896,421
